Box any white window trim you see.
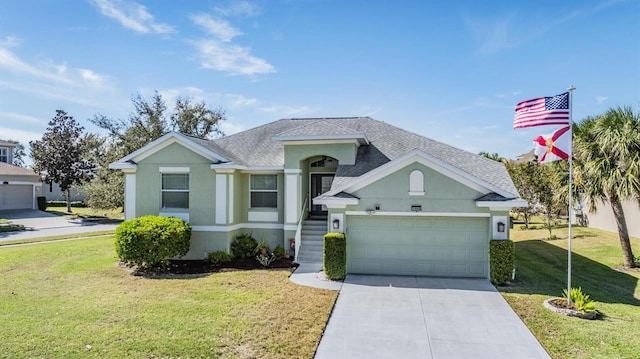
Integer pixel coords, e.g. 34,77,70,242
161,173,189,210
0,148,7,163
250,174,278,209
409,169,425,196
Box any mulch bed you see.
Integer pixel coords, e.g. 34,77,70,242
122,258,298,277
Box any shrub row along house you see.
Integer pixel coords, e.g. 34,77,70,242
109,117,526,278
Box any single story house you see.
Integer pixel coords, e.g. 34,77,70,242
110,117,525,278
0,140,42,210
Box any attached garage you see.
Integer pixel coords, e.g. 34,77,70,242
347,215,490,278
0,184,34,210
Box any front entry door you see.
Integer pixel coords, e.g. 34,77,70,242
311,174,334,216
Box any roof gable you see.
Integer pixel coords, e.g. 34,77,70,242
109,132,228,169
325,149,516,199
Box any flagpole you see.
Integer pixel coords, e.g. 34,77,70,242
567,85,575,303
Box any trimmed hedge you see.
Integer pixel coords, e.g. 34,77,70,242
46,200,87,208
323,232,346,280
490,239,515,285
115,215,191,269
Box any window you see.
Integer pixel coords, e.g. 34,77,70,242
0,148,7,163
162,173,189,209
250,174,277,208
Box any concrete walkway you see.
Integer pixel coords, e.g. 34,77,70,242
0,209,119,242
289,261,343,291
314,275,551,359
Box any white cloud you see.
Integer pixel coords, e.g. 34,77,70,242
0,112,45,125
0,126,43,147
191,14,242,42
0,36,20,47
595,96,608,104
191,39,275,75
226,93,257,107
259,105,313,117
219,121,246,135
0,47,117,107
91,0,174,34
215,1,262,17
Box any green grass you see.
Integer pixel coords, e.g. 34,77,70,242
0,236,338,358
46,207,124,220
0,230,115,247
501,225,640,359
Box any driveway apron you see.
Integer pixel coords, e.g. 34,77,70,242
315,275,550,359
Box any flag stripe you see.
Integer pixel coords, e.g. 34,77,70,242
514,92,570,129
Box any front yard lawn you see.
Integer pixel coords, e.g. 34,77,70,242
0,236,338,358
501,225,640,359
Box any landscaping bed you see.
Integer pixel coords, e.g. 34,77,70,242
127,257,297,276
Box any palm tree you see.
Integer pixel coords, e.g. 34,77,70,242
573,106,640,268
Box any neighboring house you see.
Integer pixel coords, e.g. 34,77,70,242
576,198,640,239
0,140,42,210
42,181,86,203
110,117,525,278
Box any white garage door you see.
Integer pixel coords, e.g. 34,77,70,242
347,216,489,278
0,184,33,210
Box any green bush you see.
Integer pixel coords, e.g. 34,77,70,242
563,287,597,313
206,251,233,265
231,233,257,259
323,232,346,280
490,240,515,285
46,200,87,208
273,245,285,259
115,215,191,269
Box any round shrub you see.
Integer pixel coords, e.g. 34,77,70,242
207,251,233,265
115,215,191,269
231,233,257,259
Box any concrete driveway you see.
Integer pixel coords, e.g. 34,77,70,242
0,209,120,241
315,275,550,359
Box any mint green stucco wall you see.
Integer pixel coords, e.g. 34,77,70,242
350,163,489,214
134,143,216,226
237,172,284,223
284,143,357,168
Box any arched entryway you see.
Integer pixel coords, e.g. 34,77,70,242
309,156,337,217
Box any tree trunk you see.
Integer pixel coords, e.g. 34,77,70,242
66,188,72,213
609,192,635,268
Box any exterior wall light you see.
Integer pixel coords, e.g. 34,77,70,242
332,218,340,229
497,221,505,233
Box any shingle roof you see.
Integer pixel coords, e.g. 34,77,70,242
0,162,39,177
0,140,17,147
272,119,367,141
197,117,519,197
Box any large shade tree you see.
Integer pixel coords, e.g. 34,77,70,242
84,91,226,209
573,106,640,268
30,110,95,213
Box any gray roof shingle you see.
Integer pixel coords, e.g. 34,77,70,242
200,117,519,197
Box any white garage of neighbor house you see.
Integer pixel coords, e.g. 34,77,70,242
110,117,526,279
0,161,42,211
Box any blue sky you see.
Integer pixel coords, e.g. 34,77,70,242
1,0,639,163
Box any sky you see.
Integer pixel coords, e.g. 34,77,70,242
1,0,639,164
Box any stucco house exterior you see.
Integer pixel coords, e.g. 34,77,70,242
0,140,42,210
110,117,525,278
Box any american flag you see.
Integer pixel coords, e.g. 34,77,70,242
513,92,570,129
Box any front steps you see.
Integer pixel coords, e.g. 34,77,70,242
296,218,326,263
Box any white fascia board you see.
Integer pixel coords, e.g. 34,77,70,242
313,197,359,207
109,162,137,170
210,164,284,173
273,138,366,146
114,132,228,166
476,199,528,209
325,149,515,199
345,211,491,218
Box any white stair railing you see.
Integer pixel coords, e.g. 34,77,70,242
293,196,308,262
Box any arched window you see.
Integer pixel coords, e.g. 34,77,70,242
409,170,425,196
